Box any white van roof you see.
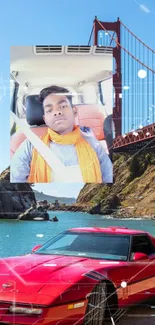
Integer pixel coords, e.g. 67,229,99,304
10,45,113,88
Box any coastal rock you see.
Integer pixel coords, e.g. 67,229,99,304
89,194,120,215
67,153,155,218
2,153,155,220
0,167,36,219
51,216,59,222
17,206,49,221
37,200,50,209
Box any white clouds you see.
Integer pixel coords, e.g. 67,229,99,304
140,4,150,13
132,0,151,14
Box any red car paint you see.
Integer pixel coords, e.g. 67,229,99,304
0,226,155,324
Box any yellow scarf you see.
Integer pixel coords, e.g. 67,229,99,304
28,126,102,183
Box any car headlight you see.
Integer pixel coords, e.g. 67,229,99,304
9,306,42,315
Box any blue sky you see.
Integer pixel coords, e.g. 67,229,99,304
0,0,155,198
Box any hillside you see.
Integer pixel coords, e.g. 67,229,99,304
1,153,155,219
0,168,36,219
67,153,155,218
33,189,76,205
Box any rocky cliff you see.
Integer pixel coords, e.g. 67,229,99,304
1,152,155,219
66,153,155,218
0,168,36,219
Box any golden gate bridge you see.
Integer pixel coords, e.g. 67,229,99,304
89,17,155,153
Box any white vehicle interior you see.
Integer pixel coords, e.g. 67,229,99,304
10,45,113,167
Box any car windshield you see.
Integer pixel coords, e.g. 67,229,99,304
34,231,130,261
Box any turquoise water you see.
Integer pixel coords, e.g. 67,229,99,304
0,211,155,258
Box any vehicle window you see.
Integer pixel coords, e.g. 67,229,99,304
79,84,97,104
100,77,113,116
16,94,26,119
10,78,19,135
43,234,78,250
100,80,105,105
35,232,130,261
10,79,15,106
130,235,155,256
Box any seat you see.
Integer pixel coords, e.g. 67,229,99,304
10,95,109,158
75,104,105,141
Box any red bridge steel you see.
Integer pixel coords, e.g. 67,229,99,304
91,17,155,153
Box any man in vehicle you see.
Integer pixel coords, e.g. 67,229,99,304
10,85,113,184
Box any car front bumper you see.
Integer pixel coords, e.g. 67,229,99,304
0,300,87,325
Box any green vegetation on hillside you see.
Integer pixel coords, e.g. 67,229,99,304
72,153,155,218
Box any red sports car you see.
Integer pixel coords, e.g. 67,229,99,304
0,226,155,325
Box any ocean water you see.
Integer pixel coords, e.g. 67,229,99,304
0,211,155,258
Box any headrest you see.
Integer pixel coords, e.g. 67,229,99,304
75,104,104,140
26,95,45,126
25,95,104,140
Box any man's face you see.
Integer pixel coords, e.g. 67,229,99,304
43,94,77,135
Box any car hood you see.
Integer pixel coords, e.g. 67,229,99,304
0,254,121,297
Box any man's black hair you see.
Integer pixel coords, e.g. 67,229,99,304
39,85,73,107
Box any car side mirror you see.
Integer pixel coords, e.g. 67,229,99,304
32,245,42,253
132,252,148,261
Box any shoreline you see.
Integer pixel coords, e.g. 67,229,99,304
1,209,155,221
0,215,155,221
46,203,155,220
1,205,155,221
47,207,155,220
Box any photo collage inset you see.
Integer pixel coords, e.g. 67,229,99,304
10,45,113,185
